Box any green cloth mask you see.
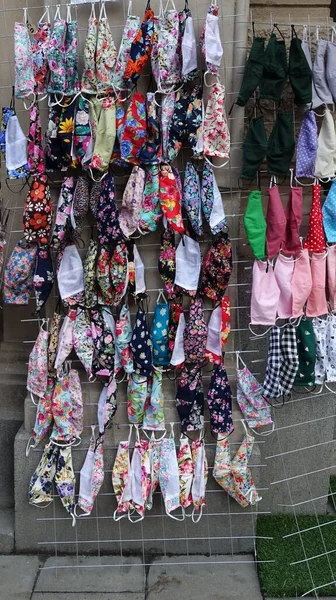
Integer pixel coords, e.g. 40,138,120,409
289,35,312,105
243,190,267,260
294,318,316,387
236,37,265,107
267,113,295,176
241,116,267,180
259,33,288,102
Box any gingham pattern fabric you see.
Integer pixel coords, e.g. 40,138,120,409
278,325,299,395
263,326,281,399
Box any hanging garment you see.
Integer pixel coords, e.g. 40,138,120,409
31,13,50,93
115,304,134,374
95,2,117,93
14,12,34,98
304,183,326,252
291,249,313,318
181,8,198,82
326,315,336,382
161,93,175,161
5,110,29,179
176,366,204,432
327,245,336,311
159,164,184,233
167,85,203,161
288,28,312,105
97,378,117,433
151,292,170,367
27,100,45,177
205,305,223,364
174,235,201,296
96,243,128,307
259,31,288,102
119,166,146,238
243,190,267,260
50,370,74,443
241,116,267,180
48,313,62,373
313,37,334,106
77,427,105,516
326,29,336,103
72,174,90,236
207,364,234,434
266,183,286,259
199,3,223,74
182,162,203,236
123,0,155,85
23,176,53,245
314,109,336,179
74,97,93,167
262,326,281,399
139,93,162,165
57,244,84,301
143,369,165,430
323,180,336,243
274,254,294,319
3,240,37,305
47,11,67,95
296,110,318,179
130,304,152,377
114,6,140,90
267,113,295,176
152,2,181,91
64,13,80,95
293,318,316,387
96,174,123,246
306,252,328,318
250,260,280,326
213,423,261,507
158,225,177,299
112,426,134,519
119,93,147,165
236,353,273,431
26,320,49,400
138,165,162,233
191,433,208,521
236,36,265,106
29,377,55,451
282,186,302,255
89,98,116,172
127,372,149,425
33,245,54,314
200,232,233,301
178,435,193,509
263,326,299,399
81,5,98,94
50,177,75,249
201,162,227,235
159,428,183,519
313,317,327,386
73,309,94,378
203,82,230,160
54,309,76,370
170,310,186,367
183,298,208,366
121,427,151,520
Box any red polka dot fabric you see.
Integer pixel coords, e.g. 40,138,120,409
304,184,326,252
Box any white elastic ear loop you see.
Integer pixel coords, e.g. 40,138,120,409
166,507,185,521
54,4,61,19
26,436,35,457
66,4,72,21
250,422,275,437
191,504,203,523
39,5,51,23
99,1,107,19
157,289,168,304
248,323,274,338
74,504,91,518
30,391,38,406
90,2,96,18
127,0,133,16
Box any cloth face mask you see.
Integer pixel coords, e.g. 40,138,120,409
159,430,184,520
282,186,302,255
200,3,223,74
250,260,280,326
207,364,234,434
182,162,203,236
175,366,204,432
322,180,336,243
77,427,105,516
236,353,273,431
177,435,194,509
115,304,134,374
296,110,318,179
29,377,55,451
112,426,134,519
174,235,201,296
274,254,295,319
151,293,170,367
306,252,328,318
266,184,286,259
191,434,208,522
203,82,230,160
304,183,325,253
119,166,146,238
294,318,316,388
243,190,267,260
314,109,336,180
183,298,208,366
292,249,313,318
143,369,165,431
201,162,227,235
27,321,49,400
313,317,327,386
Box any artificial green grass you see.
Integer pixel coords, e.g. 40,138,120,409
256,515,336,597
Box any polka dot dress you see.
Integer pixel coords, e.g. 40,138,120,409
304,184,326,252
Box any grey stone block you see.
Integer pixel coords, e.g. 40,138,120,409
0,555,40,600
0,508,14,553
147,555,263,600
0,419,22,508
32,595,145,600
35,556,145,593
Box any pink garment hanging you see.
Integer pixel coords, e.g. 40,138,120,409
266,184,286,259
282,186,302,255
306,252,328,317
291,249,313,318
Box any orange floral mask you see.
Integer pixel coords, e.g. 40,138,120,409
23,175,53,244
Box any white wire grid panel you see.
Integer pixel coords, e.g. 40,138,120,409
0,0,335,595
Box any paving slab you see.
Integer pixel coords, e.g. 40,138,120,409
147,555,263,600
0,555,40,600
35,556,146,593
32,594,145,600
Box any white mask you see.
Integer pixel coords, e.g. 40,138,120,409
312,39,334,107
57,245,85,300
5,114,28,172
159,425,184,520
170,313,186,366
204,13,223,68
301,39,322,109
206,305,222,361
76,425,96,516
174,235,201,292
326,31,336,104
182,14,198,77
134,244,146,295
210,172,226,230
315,109,336,179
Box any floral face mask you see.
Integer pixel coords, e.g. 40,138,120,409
76,426,105,517
115,304,134,374
112,425,134,519
26,320,49,401
96,174,124,246
114,3,140,90
81,5,98,94
158,224,177,299
74,96,93,167
23,176,53,245
14,10,35,99
54,309,76,371
119,93,147,165
83,239,98,309
139,93,162,165
178,435,194,509
119,166,146,238
138,165,162,233
28,377,55,452
143,368,165,430
207,364,234,434
95,2,117,94
236,353,273,433
91,308,115,377
96,243,128,307
151,291,170,367
48,312,62,373
50,176,75,249
123,0,155,85
159,164,184,233
200,232,233,301
203,82,230,161
199,3,223,75
130,303,153,377
33,245,54,314
159,425,184,520
167,85,203,162
72,174,89,235
121,426,151,521
182,161,203,236
50,370,74,443
152,1,181,92
127,372,149,424
175,365,204,432
27,100,45,178
191,433,208,522
4,240,37,305
183,298,208,366
201,162,227,234
73,308,94,379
